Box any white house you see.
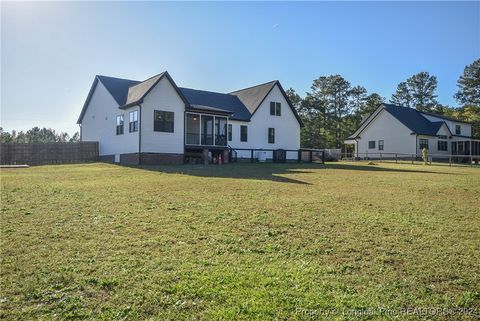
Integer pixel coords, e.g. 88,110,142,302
77,71,303,165
345,104,480,160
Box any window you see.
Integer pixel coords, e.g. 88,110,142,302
455,125,461,135
438,135,447,140
154,110,174,132
419,138,429,150
378,140,384,151
368,141,375,149
129,110,138,133
270,102,281,116
228,124,232,141
438,140,448,151
240,125,248,142
116,115,124,135
268,128,275,144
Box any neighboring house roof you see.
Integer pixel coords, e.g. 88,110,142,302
78,72,304,127
347,104,455,139
420,110,471,124
179,88,251,121
383,104,451,136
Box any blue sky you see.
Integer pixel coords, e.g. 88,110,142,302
1,1,479,135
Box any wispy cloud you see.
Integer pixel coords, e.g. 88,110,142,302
272,23,279,30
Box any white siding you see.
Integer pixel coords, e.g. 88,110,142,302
140,77,186,154
417,125,450,156
81,81,139,156
356,109,416,156
421,114,472,137
229,84,301,159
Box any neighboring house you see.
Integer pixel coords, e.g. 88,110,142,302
345,104,480,159
77,71,303,165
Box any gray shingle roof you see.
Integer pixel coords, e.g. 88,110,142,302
123,72,166,107
97,75,139,105
78,72,303,127
382,104,450,136
229,81,277,114
179,87,251,121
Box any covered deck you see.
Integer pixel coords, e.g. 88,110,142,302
184,107,231,164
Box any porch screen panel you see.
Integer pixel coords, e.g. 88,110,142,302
215,117,227,146
202,115,214,145
186,114,200,145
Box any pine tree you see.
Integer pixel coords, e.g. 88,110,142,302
454,58,480,106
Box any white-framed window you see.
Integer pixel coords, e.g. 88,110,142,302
227,124,232,141
368,141,375,149
129,110,138,132
270,102,281,116
154,110,174,132
438,140,448,151
419,138,429,150
455,125,461,135
378,140,384,151
268,128,275,144
240,125,248,142
116,115,124,135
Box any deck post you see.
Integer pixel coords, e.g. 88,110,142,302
412,154,414,164
297,150,301,163
251,149,254,163
309,151,313,163
202,148,209,166
449,155,452,166
395,154,398,164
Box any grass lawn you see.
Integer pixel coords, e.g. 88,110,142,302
1,162,479,320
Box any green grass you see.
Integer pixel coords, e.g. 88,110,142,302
1,162,479,320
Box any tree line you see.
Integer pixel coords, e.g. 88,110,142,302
0,127,80,143
287,58,480,149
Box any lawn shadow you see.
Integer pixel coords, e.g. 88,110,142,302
325,162,458,175
131,162,325,185
124,161,457,185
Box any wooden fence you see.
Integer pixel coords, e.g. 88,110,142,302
0,142,99,165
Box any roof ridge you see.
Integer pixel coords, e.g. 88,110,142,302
229,80,277,94
180,87,233,96
96,75,139,83
127,71,166,89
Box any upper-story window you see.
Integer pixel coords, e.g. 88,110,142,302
129,110,138,133
154,110,174,133
270,102,281,116
455,125,461,135
368,141,375,149
116,115,124,135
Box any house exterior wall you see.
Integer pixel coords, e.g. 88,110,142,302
416,126,451,157
80,81,139,157
229,84,301,159
421,113,472,137
140,77,186,155
356,109,416,156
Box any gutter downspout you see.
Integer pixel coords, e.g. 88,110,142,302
415,134,418,160
138,104,142,165
354,138,358,159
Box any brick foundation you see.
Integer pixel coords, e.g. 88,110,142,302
140,153,184,165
